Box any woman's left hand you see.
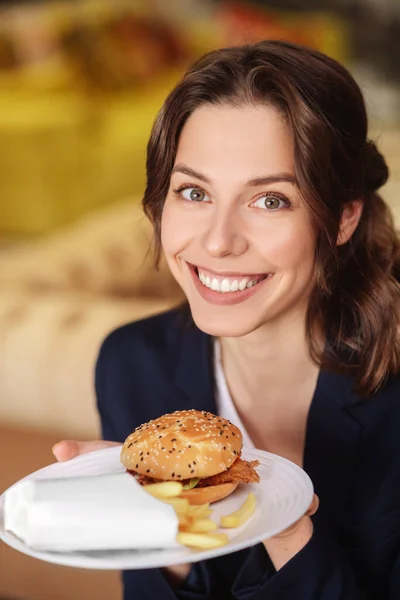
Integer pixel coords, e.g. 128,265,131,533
263,494,319,570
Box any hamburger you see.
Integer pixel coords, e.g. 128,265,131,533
121,409,260,504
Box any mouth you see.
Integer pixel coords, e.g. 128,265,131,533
186,262,273,305
196,266,270,292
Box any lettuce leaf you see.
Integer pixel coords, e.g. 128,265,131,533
182,477,200,491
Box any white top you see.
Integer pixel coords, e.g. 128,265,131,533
214,340,255,450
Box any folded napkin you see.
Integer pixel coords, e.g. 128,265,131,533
4,472,178,552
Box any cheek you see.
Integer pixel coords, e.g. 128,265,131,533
161,198,192,260
256,221,315,270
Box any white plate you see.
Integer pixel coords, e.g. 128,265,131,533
0,446,313,570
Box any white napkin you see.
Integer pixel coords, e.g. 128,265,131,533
4,472,179,551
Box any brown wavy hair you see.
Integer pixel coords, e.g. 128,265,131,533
142,40,400,396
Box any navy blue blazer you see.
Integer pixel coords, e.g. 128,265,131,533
95,308,400,600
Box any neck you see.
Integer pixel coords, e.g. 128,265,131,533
219,311,321,408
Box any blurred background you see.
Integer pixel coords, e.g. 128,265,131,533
0,0,399,598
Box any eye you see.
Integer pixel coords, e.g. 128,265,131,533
176,186,211,202
252,193,290,210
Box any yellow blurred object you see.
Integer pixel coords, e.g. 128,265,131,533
0,54,75,92
299,12,351,63
0,90,98,233
0,70,181,234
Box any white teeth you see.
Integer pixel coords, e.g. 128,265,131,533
197,269,267,293
211,278,220,291
221,278,231,292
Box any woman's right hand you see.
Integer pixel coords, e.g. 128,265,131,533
52,440,120,462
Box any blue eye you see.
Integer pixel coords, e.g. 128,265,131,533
252,194,289,210
179,187,210,202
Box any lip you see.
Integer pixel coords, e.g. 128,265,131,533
193,264,267,279
186,262,273,306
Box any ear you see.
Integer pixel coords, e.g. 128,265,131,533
337,200,363,246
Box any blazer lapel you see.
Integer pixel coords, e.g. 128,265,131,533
304,370,364,531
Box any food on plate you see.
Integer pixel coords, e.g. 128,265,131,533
188,504,212,519
180,518,218,533
176,532,230,549
120,410,260,550
143,481,183,499
220,493,257,528
121,409,260,505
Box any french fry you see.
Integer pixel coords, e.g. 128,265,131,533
178,515,192,528
162,497,190,515
177,532,229,549
180,519,218,533
143,481,183,499
187,504,212,519
220,493,257,528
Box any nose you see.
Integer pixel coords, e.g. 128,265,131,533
202,205,248,258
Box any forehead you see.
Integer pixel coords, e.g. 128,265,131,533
175,104,294,178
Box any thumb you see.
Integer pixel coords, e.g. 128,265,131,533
305,494,319,518
52,440,121,462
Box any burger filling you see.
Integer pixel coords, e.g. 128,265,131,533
130,457,260,488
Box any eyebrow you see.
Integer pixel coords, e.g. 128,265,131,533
171,164,297,186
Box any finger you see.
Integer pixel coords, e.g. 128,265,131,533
52,440,120,462
305,494,319,517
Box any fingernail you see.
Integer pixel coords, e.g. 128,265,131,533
52,443,61,456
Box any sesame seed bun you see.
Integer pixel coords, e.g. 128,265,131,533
180,482,239,505
120,410,243,481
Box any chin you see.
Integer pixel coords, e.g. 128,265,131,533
188,304,262,338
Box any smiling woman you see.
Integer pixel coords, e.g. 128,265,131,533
53,40,400,600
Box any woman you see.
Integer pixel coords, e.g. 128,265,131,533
54,40,400,599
